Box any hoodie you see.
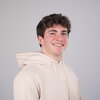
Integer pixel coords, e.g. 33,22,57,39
13,52,81,100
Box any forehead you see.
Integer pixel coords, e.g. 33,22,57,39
45,24,68,32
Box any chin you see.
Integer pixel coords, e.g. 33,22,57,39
55,52,63,56
55,49,64,55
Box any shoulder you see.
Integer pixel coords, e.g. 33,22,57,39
63,63,74,72
13,69,40,89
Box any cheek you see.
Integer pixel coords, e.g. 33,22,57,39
63,37,68,42
43,37,52,45
45,36,54,42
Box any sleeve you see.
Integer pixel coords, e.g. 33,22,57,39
13,72,40,100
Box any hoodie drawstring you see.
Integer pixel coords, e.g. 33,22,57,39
52,62,62,100
63,63,70,100
52,62,71,100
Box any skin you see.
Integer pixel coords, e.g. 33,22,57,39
38,24,69,62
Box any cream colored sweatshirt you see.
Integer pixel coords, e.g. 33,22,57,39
13,52,81,100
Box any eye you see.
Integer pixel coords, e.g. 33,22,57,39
49,33,56,35
62,32,68,36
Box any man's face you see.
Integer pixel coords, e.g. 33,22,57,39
38,24,69,58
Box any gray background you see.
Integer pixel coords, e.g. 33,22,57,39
0,0,100,100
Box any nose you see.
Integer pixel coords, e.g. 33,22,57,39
55,34,63,41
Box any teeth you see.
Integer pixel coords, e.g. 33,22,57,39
53,43,63,47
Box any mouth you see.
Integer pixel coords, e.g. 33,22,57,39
52,43,64,47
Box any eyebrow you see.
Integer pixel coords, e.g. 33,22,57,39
48,30,57,33
48,30,68,33
62,30,68,33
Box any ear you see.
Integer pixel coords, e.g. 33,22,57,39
38,36,44,46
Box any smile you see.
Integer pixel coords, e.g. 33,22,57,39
52,43,64,47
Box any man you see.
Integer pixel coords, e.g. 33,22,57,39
13,13,81,100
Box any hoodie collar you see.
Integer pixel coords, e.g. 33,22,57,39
16,52,63,69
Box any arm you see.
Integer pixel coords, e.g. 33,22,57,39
13,72,40,100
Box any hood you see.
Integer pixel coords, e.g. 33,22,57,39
16,52,63,69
